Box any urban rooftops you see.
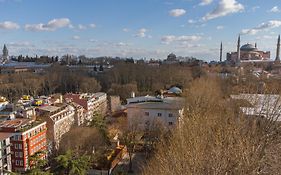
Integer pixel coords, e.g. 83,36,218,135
0,118,45,132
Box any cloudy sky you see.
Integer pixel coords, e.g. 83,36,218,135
0,0,280,61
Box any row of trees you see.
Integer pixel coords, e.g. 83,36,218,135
96,62,206,102
0,64,101,102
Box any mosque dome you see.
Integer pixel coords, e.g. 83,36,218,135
240,43,258,51
168,86,182,94
167,53,177,61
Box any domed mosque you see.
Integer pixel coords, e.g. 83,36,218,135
226,36,271,65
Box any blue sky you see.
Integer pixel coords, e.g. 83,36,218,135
0,0,280,61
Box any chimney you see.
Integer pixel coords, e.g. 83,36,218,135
60,95,63,103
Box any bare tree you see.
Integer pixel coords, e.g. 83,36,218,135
142,77,281,175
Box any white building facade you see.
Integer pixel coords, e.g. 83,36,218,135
126,96,184,130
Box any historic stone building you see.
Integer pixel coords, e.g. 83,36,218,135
227,36,270,65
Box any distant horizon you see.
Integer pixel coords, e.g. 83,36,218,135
0,0,280,61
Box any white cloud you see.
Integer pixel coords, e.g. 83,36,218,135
269,6,280,13
216,25,224,30
188,19,196,24
135,28,147,38
116,42,130,47
169,9,186,17
68,24,74,29
89,39,97,42
25,18,71,32
78,24,87,30
8,41,34,47
72,35,80,40
89,23,96,28
202,0,244,21
161,35,201,44
123,28,130,32
0,21,20,30
164,1,174,5
241,20,281,35
199,0,213,6
256,35,274,40
251,6,260,12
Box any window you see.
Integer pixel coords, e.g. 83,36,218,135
14,144,18,149
19,152,23,158
15,152,18,157
20,160,23,166
168,122,173,126
144,112,149,116
18,144,22,150
168,113,173,117
15,160,20,166
157,113,162,117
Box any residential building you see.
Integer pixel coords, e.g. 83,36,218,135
126,95,184,130
0,133,13,175
230,94,281,121
0,119,47,172
71,102,84,126
108,96,121,115
64,92,107,124
37,104,75,150
0,104,16,121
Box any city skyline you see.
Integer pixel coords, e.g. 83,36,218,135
0,0,280,61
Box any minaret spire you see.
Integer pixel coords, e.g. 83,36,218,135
276,35,280,63
255,42,257,48
236,35,241,65
220,42,222,62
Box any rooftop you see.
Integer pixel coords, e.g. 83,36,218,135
39,105,61,113
231,94,281,121
0,132,13,141
240,43,258,52
0,118,45,132
126,96,185,110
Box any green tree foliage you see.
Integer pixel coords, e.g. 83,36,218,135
55,150,90,175
90,113,110,145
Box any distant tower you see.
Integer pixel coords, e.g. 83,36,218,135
236,35,241,65
276,35,280,63
220,42,222,62
255,42,257,48
2,44,8,63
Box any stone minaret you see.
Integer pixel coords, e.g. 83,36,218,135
236,35,241,65
276,35,280,62
220,42,222,62
255,42,257,48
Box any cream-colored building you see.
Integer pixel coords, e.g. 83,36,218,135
64,92,107,125
37,104,75,150
126,95,184,130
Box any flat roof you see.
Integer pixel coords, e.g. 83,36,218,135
126,97,185,110
0,118,33,128
0,132,13,141
39,105,61,113
0,118,45,132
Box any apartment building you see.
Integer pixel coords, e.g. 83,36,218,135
0,133,13,175
126,95,184,130
37,104,75,150
0,119,47,172
64,93,107,124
